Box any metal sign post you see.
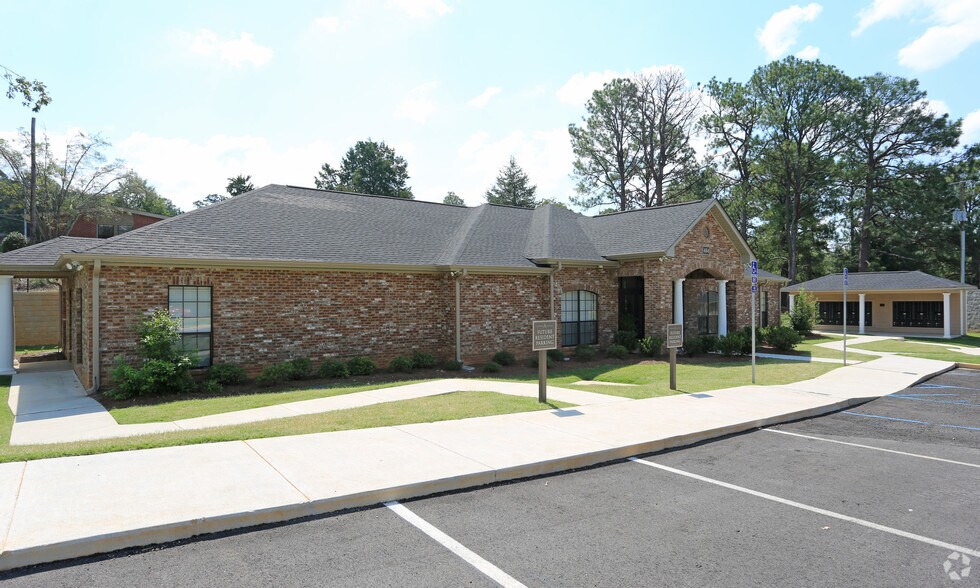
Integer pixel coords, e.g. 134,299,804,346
666,323,683,390
531,320,558,403
751,261,758,384
843,268,848,365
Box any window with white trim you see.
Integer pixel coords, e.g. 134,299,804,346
168,286,212,367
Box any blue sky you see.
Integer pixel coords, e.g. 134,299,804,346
2,0,978,211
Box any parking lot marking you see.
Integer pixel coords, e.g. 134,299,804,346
384,501,527,588
629,457,980,558
841,411,980,431
764,429,980,468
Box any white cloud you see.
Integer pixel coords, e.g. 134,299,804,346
467,86,502,108
389,0,453,19
962,109,980,145
116,132,335,210
921,98,951,116
313,16,341,33
178,29,273,68
556,64,686,107
394,82,438,123
756,3,823,59
795,45,821,59
852,0,980,70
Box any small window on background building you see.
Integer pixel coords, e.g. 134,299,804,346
168,286,212,367
116,224,133,234
97,224,115,239
560,290,598,346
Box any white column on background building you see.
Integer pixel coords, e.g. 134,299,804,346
0,276,14,375
717,280,728,336
673,278,685,325
961,291,967,337
789,294,796,314
858,293,866,335
943,292,951,339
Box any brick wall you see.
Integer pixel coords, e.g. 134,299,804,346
14,291,61,346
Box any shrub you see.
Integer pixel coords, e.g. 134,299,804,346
613,330,638,351
318,359,350,379
0,231,28,253
763,325,803,352
107,308,193,399
443,359,463,371
718,332,749,356
684,335,718,357
606,344,629,359
410,351,437,369
347,357,376,376
492,350,516,366
574,344,596,362
790,290,817,335
256,363,293,387
389,356,415,373
199,379,223,394
482,361,502,373
637,335,663,357
208,364,247,386
547,348,565,362
285,358,312,380
529,355,554,369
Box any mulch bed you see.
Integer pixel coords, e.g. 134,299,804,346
16,351,66,363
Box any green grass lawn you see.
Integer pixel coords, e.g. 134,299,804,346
15,345,60,355
0,376,12,446
110,380,431,424
848,338,980,363
906,332,980,348
0,390,570,463
496,358,839,400
792,335,879,362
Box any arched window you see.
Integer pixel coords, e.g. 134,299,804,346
561,290,597,346
698,290,718,335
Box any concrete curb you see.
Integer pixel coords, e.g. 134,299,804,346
0,389,886,572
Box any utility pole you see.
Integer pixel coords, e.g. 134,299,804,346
960,183,967,285
29,116,37,244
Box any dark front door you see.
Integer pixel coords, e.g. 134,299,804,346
618,276,645,338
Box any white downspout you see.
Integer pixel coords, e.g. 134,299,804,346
85,260,101,394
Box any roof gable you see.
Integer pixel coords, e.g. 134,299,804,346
783,270,974,292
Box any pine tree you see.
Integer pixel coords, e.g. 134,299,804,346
485,157,537,208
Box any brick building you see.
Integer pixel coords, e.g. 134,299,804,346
0,185,786,390
66,207,168,239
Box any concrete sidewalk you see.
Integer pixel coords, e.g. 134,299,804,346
0,355,954,571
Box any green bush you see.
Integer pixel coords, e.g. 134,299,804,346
389,356,415,373
199,379,223,394
318,359,350,379
256,363,293,387
285,358,312,380
443,359,463,371
718,331,749,356
763,325,803,352
347,357,376,376
0,231,28,253
410,351,437,369
606,344,629,359
684,335,719,356
207,364,247,386
790,290,817,335
529,355,554,369
613,330,638,351
637,335,663,357
482,361,502,373
574,344,596,362
547,348,565,362
106,308,193,399
492,350,516,366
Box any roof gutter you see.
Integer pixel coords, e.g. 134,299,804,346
85,260,101,395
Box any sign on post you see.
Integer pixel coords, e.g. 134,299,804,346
751,260,758,383
532,320,557,403
667,323,683,390
842,268,848,365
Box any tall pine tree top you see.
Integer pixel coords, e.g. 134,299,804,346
485,156,537,208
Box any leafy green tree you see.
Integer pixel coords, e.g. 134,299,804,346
569,78,640,212
111,172,181,216
537,198,570,210
226,174,254,196
485,156,537,208
1,64,51,112
0,231,28,252
315,140,413,198
193,194,225,209
442,191,465,206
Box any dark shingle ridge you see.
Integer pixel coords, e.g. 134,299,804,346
438,205,488,265
587,198,712,218
283,184,476,209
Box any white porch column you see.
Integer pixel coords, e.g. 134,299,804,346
961,291,967,337
858,293,866,335
0,276,14,375
789,294,796,314
673,278,685,325
943,292,951,339
717,280,728,336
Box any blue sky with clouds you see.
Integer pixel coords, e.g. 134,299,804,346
2,0,978,211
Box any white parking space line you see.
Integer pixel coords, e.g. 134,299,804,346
385,501,527,588
629,457,980,558
764,428,980,469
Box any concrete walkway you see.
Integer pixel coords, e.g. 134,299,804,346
0,354,953,571
8,369,625,445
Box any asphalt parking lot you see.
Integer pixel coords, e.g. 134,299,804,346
3,368,978,587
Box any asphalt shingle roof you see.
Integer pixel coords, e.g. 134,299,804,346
0,185,732,270
0,236,100,267
782,270,973,292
